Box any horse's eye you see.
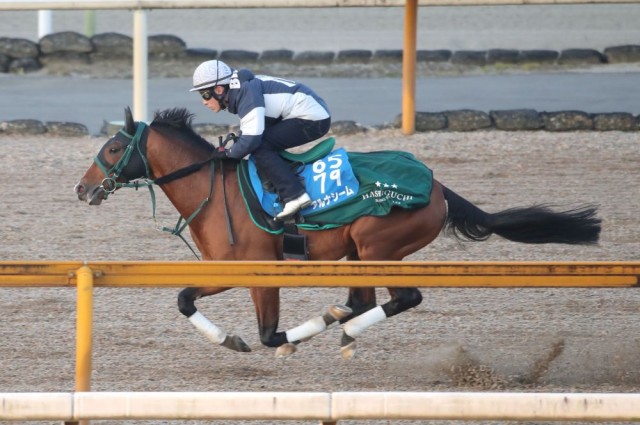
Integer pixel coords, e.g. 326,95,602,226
109,147,121,154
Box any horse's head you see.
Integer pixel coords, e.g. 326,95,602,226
75,107,150,205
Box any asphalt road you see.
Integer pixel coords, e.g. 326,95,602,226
2,70,639,135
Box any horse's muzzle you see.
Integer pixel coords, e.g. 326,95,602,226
74,182,105,205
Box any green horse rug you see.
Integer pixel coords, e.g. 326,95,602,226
237,138,434,234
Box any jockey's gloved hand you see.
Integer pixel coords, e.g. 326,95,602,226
223,132,238,146
211,148,228,160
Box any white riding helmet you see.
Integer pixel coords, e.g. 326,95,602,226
190,60,234,92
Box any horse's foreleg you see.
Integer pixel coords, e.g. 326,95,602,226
251,287,288,349
341,288,422,360
178,287,251,352
251,288,351,357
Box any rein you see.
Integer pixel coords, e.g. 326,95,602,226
156,162,216,260
95,122,235,259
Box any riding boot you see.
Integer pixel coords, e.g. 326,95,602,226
276,192,311,220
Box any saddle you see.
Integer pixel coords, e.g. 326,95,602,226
279,137,336,164
237,138,434,234
241,137,338,260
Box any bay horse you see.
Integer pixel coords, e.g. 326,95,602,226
74,107,601,359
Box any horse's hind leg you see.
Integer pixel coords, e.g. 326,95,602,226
341,287,422,360
339,190,446,359
339,286,377,360
338,243,424,360
178,287,251,352
333,253,379,360
274,304,353,357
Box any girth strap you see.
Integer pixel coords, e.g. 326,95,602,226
282,221,308,261
220,160,236,246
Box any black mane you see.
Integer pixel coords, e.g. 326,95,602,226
150,107,214,153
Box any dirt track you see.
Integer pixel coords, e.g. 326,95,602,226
1,129,639,425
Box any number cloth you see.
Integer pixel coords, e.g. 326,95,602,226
238,149,434,233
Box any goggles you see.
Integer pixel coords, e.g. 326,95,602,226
200,88,215,101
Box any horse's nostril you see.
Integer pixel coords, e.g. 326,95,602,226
74,183,84,194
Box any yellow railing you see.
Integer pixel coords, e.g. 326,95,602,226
2,260,639,287
1,260,639,415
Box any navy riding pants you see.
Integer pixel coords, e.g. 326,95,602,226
250,117,331,202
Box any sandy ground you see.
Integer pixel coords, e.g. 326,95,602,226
0,129,639,425
1,5,640,52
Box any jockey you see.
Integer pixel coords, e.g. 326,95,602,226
190,60,331,220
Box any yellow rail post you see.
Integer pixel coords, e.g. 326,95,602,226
74,265,94,425
402,0,418,135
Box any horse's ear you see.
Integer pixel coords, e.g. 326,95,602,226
124,106,136,134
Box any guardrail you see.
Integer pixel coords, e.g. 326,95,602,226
1,0,637,12
1,261,639,424
3,391,640,422
1,261,639,396
2,261,639,288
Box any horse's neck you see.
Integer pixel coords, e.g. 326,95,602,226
146,132,255,259
146,133,221,221
161,162,246,260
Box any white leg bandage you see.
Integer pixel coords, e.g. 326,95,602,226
285,316,326,343
343,305,387,338
189,311,227,345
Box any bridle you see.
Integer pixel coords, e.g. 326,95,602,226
94,122,236,259
94,122,151,196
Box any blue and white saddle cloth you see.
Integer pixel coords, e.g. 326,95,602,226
247,147,360,217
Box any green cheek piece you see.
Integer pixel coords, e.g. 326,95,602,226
93,123,151,199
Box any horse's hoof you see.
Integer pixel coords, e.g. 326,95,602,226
340,340,357,360
329,304,353,321
275,343,297,358
221,334,251,352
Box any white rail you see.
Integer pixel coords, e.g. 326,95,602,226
0,0,637,9
3,392,640,422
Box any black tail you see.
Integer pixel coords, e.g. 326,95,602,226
442,186,601,245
